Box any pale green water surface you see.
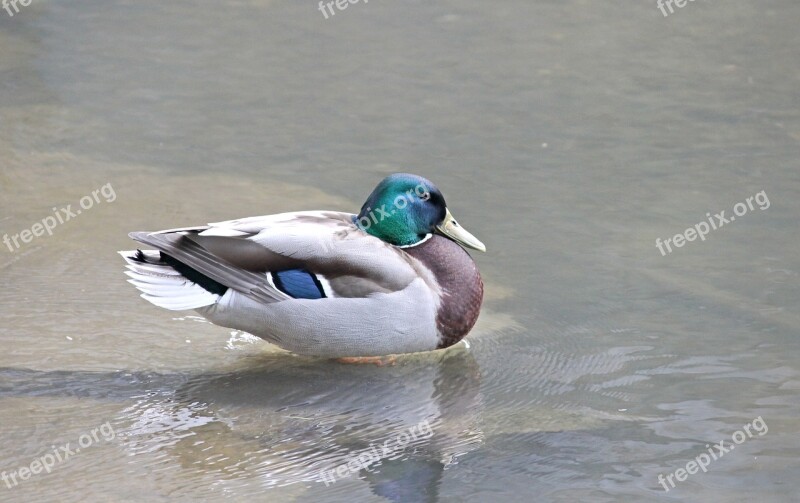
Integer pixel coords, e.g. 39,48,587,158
1,1,799,501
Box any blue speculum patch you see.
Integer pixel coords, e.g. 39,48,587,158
271,269,326,299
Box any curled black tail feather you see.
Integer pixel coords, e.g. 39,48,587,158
128,248,229,296
132,249,159,264
159,252,229,296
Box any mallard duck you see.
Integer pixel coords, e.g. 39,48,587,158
120,173,485,357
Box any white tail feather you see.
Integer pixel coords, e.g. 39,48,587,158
119,250,220,311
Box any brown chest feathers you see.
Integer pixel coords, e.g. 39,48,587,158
405,235,484,349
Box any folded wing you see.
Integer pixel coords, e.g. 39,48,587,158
125,211,421,307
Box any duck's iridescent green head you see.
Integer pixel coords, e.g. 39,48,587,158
356,173,486,251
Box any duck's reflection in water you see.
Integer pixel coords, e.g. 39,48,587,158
121,347,483,500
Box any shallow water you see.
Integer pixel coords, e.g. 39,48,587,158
1,1,799,501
